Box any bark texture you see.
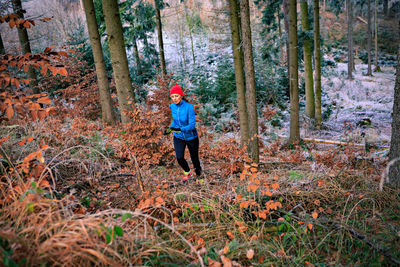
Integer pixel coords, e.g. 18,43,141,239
102,0,135,124
12,0,38,93
288,0,300,143
240,0,259,162
82,0,115,124
300,0,315,119
367,0,372,76
374,0,380,72
347,0,353,80
388,28,400,188
228,0,249,147
0,32,5,55
314,0,322,128
155,1,166,75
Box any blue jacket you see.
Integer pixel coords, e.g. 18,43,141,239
170,100,198,141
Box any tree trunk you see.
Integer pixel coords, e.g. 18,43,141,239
240,0,259,162
184,5,196,66
155,1,166,75
300,0,315,119
0,32,5,55
132,36,142,76
282,0,290,97
288,0,300,143
388,28,400,188
228,0,249,147
277,12,284,64
374,0,380,72
12,0,38,93
314,0,322,128
82,0,115,125
102,0,135,124
383,0,388,17
366,0,372,76
347,0,353,80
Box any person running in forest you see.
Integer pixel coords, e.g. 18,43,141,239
164,83,202,184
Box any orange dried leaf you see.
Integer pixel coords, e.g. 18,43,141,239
0,136,10,145
37,96,51,105
223,245,229,254
23,20,30,28
247,184,259,193
27,137,34,143
226,231,234,240
271,183,280,190
307,223,313,230
312,211,318,219
246,249,254,259
38,110,47,121
19,139,26,146
39,180,50,188
6,106,14,119
58,67,68,76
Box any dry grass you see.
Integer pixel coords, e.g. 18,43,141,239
1,121,400,266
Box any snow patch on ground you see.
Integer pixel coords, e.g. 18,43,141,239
273,63,395,146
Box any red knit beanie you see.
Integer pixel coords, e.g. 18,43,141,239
170,83,183,96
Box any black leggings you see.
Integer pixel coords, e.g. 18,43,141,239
173,136,202,176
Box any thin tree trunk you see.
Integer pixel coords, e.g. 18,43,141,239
228,0,249,147
155,1,166,75
388,23,400,188
0,32,5,55
374,0,380,72
102,0,135,124
282,0,290,97
288,0,300,143
82,0,115,125
277,12,284,64
188,19,196,65
347,0,353,80
301,0,315,119
367,0,372,76
12,0,38,93
314,0,322,128
383,0,388,18
184,5,196,66
240,0,259,162
132,36,142,76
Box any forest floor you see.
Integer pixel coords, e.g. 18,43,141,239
1,65,400,266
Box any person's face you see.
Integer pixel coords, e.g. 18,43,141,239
171,94,182,104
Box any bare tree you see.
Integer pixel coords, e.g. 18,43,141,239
289,0,300,143
387,24,400,188
82,0,115,124
366,0,372,76
301,0,315,119
102,0,135,124
12,0,38,93
155,0,166,75
240,0,259,162
314,0,322,128
228,0,249,147
347,0,354,80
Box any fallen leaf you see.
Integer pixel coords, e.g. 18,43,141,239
223,245,229,254
226,231,234,240
246,249,254,259
312,211,318,219
307,223,313,230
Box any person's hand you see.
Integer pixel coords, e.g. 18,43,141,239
163,127,182,135
170,127,181,132
163,128,172,135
